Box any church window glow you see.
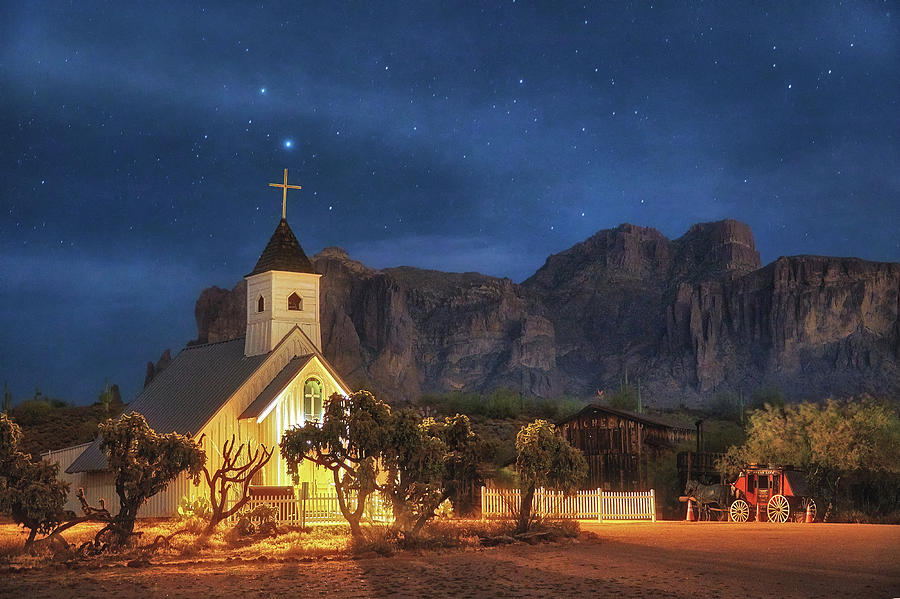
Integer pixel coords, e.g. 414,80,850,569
303,378,323,422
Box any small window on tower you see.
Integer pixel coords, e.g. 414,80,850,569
288,292,302,311
257,295,265,312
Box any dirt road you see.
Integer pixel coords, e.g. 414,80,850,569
4,522,899,598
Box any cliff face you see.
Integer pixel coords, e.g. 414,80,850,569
662,255,900,397
191,247,560,401
189,220,900,405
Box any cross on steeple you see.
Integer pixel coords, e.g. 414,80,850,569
268,168,302,219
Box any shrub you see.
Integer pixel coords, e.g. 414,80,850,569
724,398,900,521
350,525,398,556
0,413,68,550
281,390,393,538
177,495,212,520
99,413,206,542
232,504,279,537
514,420,587,533
382,412,486,537
418,390,587,421
13,401,52,426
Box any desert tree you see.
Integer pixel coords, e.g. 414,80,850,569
99,412,206,542
723,398,900,520
382,411,486,537
280,390,392,537
380,408,447,536
200,434,272,536
514,419,587,533
424,413,487,516
0,413,68,550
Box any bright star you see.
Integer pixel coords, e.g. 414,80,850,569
259,87,266,94
283,139,293,149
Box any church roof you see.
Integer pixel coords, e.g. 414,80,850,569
247,218,316,277
239,351,353,421
239,355,313,420
67,338,268,473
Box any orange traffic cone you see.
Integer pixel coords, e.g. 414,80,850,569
805,502,814,523
686,499,695,522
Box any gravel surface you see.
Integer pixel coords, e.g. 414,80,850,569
4,521,898,598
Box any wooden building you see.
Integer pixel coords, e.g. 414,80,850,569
558,405,695,491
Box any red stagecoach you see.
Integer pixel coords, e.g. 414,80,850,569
728,464,816,523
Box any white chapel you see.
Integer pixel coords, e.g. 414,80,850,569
47,170,348,517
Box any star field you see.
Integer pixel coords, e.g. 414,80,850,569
1,2,898,404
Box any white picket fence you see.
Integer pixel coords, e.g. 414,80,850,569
230,489,392,525
481,487,656,522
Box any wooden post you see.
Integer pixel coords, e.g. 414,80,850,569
598,489,604,523
619,423,625,490
686,451,692,487
300,482,308,528
651,489,656,522
637,423,644,488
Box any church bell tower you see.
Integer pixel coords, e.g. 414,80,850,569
244,170,322,357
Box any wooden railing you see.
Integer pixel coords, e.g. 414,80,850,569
481,487,656,522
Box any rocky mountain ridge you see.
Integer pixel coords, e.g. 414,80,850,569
187,220,900,406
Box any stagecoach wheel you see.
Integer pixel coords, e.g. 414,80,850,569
730,499,749,523
767,494,791,523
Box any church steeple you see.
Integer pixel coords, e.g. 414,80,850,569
247,218,315,276
244,170,322,357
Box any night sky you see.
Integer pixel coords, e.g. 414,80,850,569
2,2,898,405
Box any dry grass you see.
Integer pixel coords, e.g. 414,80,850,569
0,521,109,567
350,518,582,555
0,516,582,568
0,519,354,566
124,519,354,560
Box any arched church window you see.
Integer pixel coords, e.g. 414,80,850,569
288,292,303,311
303,378,323,422
257,295,265,312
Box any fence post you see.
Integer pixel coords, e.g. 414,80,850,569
598,489,604,523
650,489,656,522
481,486,485,520
301,482,308,528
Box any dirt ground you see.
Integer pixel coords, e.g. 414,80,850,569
2,521,898,598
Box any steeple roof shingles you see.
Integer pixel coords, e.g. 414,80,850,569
247,219,316,276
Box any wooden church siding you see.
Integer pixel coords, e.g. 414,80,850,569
196,346,344,501
246,270,322,356
43,443,94,514
44,444,196,517
256,356,343,490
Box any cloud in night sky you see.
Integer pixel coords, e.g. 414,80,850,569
1,2,897,404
